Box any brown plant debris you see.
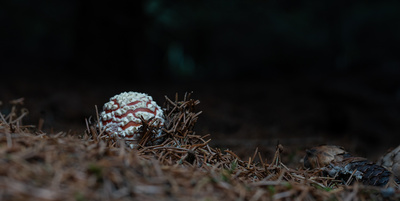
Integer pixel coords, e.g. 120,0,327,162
0,94,399,201
304,145,400,187
378,145,400,178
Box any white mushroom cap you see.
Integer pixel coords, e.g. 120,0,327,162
99,92,164,148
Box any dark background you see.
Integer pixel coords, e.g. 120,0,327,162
1,0,400,162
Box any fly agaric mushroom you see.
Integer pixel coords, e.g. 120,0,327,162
99,92,165,148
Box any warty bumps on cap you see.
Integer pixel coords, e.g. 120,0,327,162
99,92,165,148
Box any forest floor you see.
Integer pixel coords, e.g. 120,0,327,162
1,76,399,200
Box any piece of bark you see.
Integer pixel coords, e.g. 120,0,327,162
377,145,400,179
304,145,399,187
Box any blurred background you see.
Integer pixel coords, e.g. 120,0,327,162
1,0,400,162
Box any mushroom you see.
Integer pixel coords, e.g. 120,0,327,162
99,92,165,148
